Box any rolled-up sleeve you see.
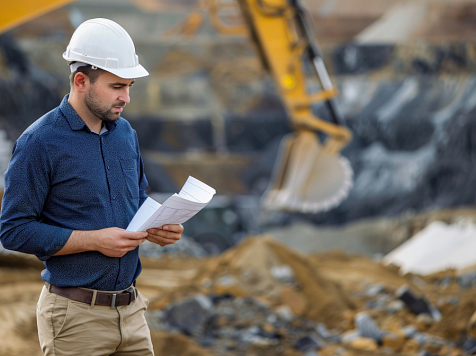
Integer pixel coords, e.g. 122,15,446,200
0,133,72,261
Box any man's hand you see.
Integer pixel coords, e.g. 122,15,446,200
146,224,183,246
94,228,148,258
56,228,148,258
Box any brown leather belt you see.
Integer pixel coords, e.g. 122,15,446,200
49,284,136,308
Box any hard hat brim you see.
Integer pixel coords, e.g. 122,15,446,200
63,51,149,79
106,64,149,79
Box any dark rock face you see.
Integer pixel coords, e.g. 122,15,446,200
0,33,63,141
2,29,475,226
333,44,394,75
333,43,476,76
309,75,476,225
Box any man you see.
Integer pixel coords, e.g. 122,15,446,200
0,18,183,356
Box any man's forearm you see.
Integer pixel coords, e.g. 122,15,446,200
54,230,96,256
0,219,73,261
53,228,148,258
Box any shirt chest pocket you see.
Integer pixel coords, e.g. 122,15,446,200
120,158,140,199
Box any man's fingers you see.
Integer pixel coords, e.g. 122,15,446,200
162,224,183,232
144,224,183,247
149,224,183,233
120,237,146,248
123,231,148,239
147,230,181,240
146,235,176,246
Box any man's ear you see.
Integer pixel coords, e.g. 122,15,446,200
73,72,89,92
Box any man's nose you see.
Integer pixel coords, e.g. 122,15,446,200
118,89,130,104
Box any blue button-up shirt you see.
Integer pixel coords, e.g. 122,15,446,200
0,95,149,291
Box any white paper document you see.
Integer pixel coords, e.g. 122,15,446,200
126,176,216,232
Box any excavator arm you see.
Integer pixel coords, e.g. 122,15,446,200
0,0,76,34
210,0,353,213
2,0,353,213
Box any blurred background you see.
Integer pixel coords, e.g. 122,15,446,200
2,0,476,256
2,1,476,355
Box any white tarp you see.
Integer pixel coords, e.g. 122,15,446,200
355,3,427,44
383,220,476,275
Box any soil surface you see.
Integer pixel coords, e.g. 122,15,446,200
2,235,474,356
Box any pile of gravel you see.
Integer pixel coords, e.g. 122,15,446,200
139,235,208,259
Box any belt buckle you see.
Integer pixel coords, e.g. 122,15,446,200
110,293,117,308
110,287,134,308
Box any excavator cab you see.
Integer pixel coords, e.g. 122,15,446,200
210,0,353,213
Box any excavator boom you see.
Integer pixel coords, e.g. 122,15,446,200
2,0,353,213
0,0,76,34
214,0,354,212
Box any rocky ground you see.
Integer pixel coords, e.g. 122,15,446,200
1,232,476,356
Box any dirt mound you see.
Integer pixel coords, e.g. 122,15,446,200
0,270,44,356
2,234,475,355
312,249,476,343
310,250,419,291
151,330,215,356
266,239,355,325
142,239,473,355
162,236,355,327
429,292,476,340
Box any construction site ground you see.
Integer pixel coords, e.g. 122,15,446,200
1,213,476,356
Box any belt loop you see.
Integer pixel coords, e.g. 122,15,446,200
46,282,51,292
132,280,137,301
90,290,98,308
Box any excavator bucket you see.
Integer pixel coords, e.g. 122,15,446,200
261,131,353,213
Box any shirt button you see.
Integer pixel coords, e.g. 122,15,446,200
107,166,110,170
112,196,116,200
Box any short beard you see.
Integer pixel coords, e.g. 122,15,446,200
84,86,125,122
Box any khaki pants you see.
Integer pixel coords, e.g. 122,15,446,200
37,284,154,356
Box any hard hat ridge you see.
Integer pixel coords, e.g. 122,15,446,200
63,18,149,79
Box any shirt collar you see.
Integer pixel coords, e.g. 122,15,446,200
59,94,117,133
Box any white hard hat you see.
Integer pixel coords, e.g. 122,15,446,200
63,18,149,79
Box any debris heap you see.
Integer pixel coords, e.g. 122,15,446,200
141,236,476,356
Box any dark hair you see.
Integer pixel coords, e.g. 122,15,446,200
69,62,106,87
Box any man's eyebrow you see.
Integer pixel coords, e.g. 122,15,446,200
110,80,135,86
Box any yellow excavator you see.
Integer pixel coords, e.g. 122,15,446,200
1,0,353,214
210,0,353,213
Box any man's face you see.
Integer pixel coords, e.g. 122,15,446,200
84,71,135,122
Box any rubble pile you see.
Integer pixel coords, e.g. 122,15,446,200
1,232,476,355
149,237,353,326
140,235,208,259
148,293,341,356
139,236,476,356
